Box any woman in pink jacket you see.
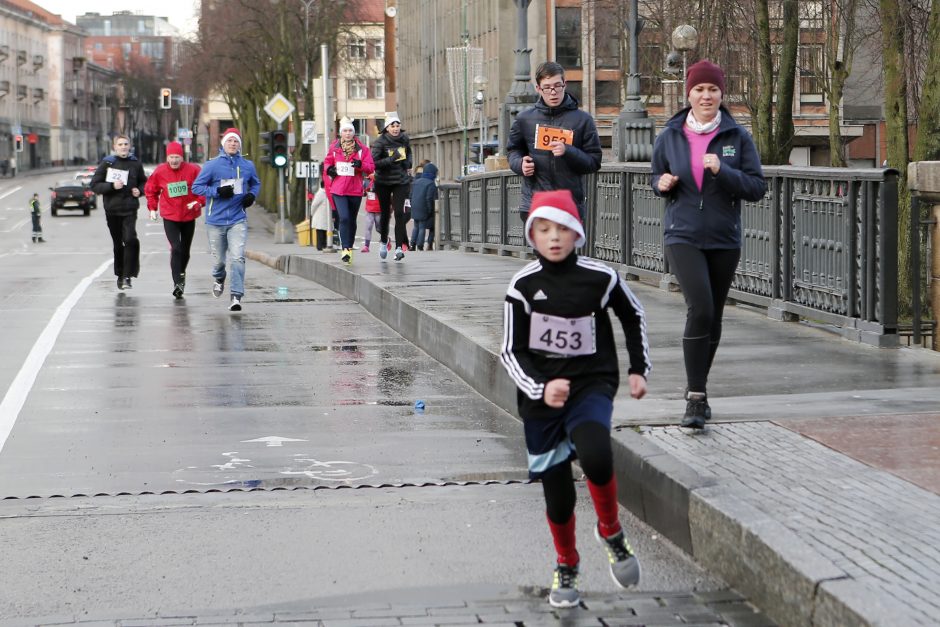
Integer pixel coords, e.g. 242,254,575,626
323,119,375,264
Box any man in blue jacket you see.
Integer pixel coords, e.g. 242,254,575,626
507,61,602,222
193,128,261,312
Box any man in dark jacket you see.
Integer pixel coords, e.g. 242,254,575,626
91,135,147,290
507,61,602,222
409,162,438,250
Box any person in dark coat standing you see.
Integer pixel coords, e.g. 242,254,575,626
651,60,767,430
507,61,602,222
91,134,147,290
370,112,412,261
409,162,438,251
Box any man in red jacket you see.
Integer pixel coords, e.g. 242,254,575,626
144,141,205,299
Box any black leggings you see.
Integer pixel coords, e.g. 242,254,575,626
375,182,410,247
542,421,613,524
163,219,196,285
665,244,740,394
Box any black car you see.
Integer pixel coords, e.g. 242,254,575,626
51,180,97,216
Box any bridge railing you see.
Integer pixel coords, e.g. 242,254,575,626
438,164,899,346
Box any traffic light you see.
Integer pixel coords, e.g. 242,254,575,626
271,130,289,168
13,134,23,152
160,88,172,109
259,131,273,165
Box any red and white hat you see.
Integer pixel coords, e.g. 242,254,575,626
525,189,585,248
220,127,242,147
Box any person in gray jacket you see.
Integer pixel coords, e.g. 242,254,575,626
507,61,602,222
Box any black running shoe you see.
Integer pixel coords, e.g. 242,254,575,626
173,283,184,299
122,277,132,290
681,392,708,430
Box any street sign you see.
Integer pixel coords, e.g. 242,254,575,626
302,120,317,144
264,93,295,124
177,129,192,140
296,161,320,178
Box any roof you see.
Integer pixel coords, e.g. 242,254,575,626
1,0,68,26
346,0,384,23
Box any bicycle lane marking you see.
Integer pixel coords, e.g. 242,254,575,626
0,258,111,454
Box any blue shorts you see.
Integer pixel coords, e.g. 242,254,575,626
523,392,613,479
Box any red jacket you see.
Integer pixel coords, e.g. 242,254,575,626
144,162,205,221
323,138,375,197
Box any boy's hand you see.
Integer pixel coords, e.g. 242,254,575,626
628,374,647,400
522,155,535,176
543,378,570,408
549,140,567,157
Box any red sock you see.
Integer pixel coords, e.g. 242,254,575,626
588,477,622,538
546,512,579,567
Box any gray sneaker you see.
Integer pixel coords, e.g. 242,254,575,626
229,295,242,312
548,564,580,608
595,525,640,588
212,280,224,298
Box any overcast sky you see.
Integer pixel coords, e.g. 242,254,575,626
36,0,200,38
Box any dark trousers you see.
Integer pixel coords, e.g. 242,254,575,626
665,244,741,394
105,212,140,279
376,182,410,248
333,195,362,250
540,422,613,524
163,219,196,285
31,213,42,235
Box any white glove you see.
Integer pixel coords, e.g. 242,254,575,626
149,210,158,222
186,201,200,210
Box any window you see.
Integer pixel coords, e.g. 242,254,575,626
799,0,824,29
349,38,366,59
595,81,620,107
564,80,582,102
725,44,751,100
799,44,824,96
348,79,367,99
374,79,385,99
639,44,662,98
595,12,621,69
372,39,384,59
556,7,581,68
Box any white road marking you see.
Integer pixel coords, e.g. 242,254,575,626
0,186,23,200
1,217,29,233
0,258,112,454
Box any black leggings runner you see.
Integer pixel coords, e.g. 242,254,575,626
375,182,410,248
163,219,196,285
541,421,613,524
665,244,741,394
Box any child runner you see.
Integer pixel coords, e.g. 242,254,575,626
500,189,651,608
361,174,381,253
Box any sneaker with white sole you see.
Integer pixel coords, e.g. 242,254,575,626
394,247,404,261
548,563,580,608
594,525,640,588
212,280,224,298
379,242,389,259
229,295,242,312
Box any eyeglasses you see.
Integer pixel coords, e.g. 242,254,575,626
538,82,566,94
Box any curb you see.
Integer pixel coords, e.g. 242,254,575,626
245,245,920,627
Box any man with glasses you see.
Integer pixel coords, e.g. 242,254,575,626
507,61,602,224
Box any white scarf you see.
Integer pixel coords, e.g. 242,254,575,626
686,110,722,134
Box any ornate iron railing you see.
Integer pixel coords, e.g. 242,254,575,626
438,164,899,346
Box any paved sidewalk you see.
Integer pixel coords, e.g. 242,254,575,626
247,208,940,627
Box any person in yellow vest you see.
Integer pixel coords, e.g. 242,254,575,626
29,193,45,243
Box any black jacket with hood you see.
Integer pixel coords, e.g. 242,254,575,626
506,93,602,216
371,131,413,187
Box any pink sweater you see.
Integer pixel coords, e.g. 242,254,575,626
683,126,719,191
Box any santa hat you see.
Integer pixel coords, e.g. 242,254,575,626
686,60,726,96
382,112,401,131
525,189,585,248
166,141,184,157
220,127,242,147
339,117,355,133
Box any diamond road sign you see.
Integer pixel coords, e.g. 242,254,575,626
264,93,295,124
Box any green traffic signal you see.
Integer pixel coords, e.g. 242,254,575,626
271,130,289,169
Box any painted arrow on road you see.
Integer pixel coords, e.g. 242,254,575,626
241,436,308,447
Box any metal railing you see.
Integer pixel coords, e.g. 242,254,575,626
439,164,899,346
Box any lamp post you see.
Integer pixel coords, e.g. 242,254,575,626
613,0,654,161
671,25,699,103
474,75,487,165
499,0,538,155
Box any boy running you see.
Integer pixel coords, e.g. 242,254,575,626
500,189,651,608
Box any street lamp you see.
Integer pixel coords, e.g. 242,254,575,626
671,25,699,102
613,0,654,161
474,75,487,165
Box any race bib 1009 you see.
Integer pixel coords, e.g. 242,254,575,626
167,181,188,198
529,312,596,357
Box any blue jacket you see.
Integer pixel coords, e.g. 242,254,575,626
651,106,766,249
409,163,438,221
507,93,602,215
192,149,261,226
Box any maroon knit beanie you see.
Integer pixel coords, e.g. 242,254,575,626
686,60,726,96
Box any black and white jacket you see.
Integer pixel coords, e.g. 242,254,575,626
501,253,651,420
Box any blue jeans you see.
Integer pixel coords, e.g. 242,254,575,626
411,220,430,248
206,221,247,297
333,195,362,250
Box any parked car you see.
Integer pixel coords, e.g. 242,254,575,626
50,180,97,216
74,165,96,186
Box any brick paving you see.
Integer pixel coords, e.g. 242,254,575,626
645,422,940,624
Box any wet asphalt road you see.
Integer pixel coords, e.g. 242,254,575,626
0,172,770,624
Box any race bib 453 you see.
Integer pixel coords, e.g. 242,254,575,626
529,312,596,357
